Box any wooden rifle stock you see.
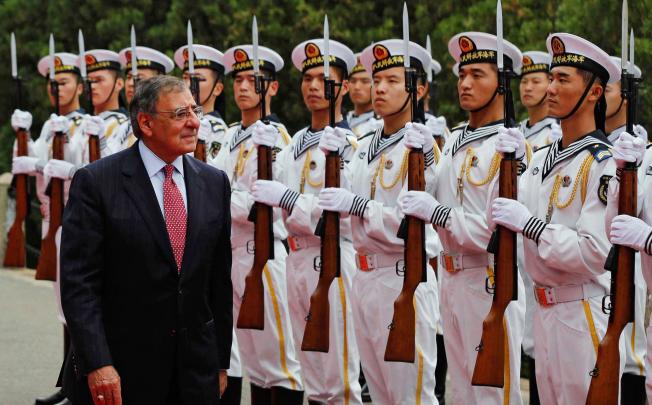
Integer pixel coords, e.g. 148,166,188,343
36,130,64,281
88,135,100,163
302,150,341,352
4,128,29,267
194,139,207,162
586,165,636,404
472,154,518,387
385,149,426,363
237,144,274,330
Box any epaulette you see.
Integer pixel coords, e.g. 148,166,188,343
228,121,240,128
588,143,612,162
104,113,129,125
358,130,375,142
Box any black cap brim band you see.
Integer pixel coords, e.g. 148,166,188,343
125,60,166,74
551,53,609,84
87,61,123,73
183,59,225,75
301,55,347,74
458,50,514,70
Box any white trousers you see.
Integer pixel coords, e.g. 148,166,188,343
440,267,525,405
286,242,362,404
351,259,439,405
231,240,303,390
534,296,625,404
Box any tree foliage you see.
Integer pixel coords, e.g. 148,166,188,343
0,0,650,171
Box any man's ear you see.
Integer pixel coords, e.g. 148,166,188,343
137,112,154,138
588,83,604,102
267,80,279,97
213,82,224,97
115,77,125,92
416,82,427,101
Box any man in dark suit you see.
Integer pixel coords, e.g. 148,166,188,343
60,75,232,405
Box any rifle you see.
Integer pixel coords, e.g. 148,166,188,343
385,4,428,363
187,20,206,162
4,32,28,268
471,0,519,387
78,30,100,163
586,8,636,403
302,16,342,353
36,34,64,281
237,16,275,330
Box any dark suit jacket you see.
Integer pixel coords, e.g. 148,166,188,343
60,142,232,405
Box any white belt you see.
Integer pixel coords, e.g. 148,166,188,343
533,283,607,307
287,236,320,252
440,252,489,273
355,253,403,272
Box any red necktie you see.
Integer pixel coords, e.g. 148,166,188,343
163,164,187,272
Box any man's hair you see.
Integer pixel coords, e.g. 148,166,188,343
129,75,187,138
578,68,605,88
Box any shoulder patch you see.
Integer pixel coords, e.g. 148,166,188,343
598,175,612,205
589,143,612,162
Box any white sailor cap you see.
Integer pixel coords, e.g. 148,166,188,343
430,59,442,76
610,56,641,80
359,39,431,76
291,39,356,75
521,51,551,76
174,44,225,74
37,52,80,77
82,49,122,73
118,46,174,74
350,53,369,76
222,45,284,75
546,33,620,84
448,32,523,75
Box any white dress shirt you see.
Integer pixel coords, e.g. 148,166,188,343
138,140,188,214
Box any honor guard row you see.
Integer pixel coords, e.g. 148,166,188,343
5,3,651,404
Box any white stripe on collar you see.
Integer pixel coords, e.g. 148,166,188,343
450,122,503,156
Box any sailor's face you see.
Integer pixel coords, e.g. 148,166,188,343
371,67,408,117
88,70,123,104
182,68,223,107
126,68,160,103
301,66,346,112
349,71,372,105
232,70,259,111
604,82,623,117
519,72,551,108
46,72,82,108
457,63,498,111
548,66,590,118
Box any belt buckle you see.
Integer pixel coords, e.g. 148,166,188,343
442,255,458,273
534,287,552,307
288,237,299,252
357,254,374,272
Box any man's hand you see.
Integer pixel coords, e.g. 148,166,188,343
44,159,76,180
402,122,435,154
495,127,526,159
11,109,32,131
251,120,279,147
612,132,646,168
87,365,121,405
219,370,228,397
319,126,348,154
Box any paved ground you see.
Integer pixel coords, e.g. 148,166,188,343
0,268,530,404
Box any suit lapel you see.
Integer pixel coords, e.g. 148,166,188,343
121,142,176,268
180,155,203,275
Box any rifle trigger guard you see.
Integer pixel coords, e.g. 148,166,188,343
395,260,405,277
313,256,322,272
246,240,255,255
485,277,495,295
601,294,612,315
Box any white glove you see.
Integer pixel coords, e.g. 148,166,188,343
402,122,435,154
319,126,348,154
610,215,652,253
84,116,106,138
251,120,278,147
11,109,32,131
318,187,368,218
612,132,646,168
12,156,40,174
198,117,212,142
550,123,562,141
633,124,648,140
495,127,526,159
250,180,288,208
50,114,69,133
425,116,447,137
44,159,76,180
491,197,532,233
398,190,440,222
